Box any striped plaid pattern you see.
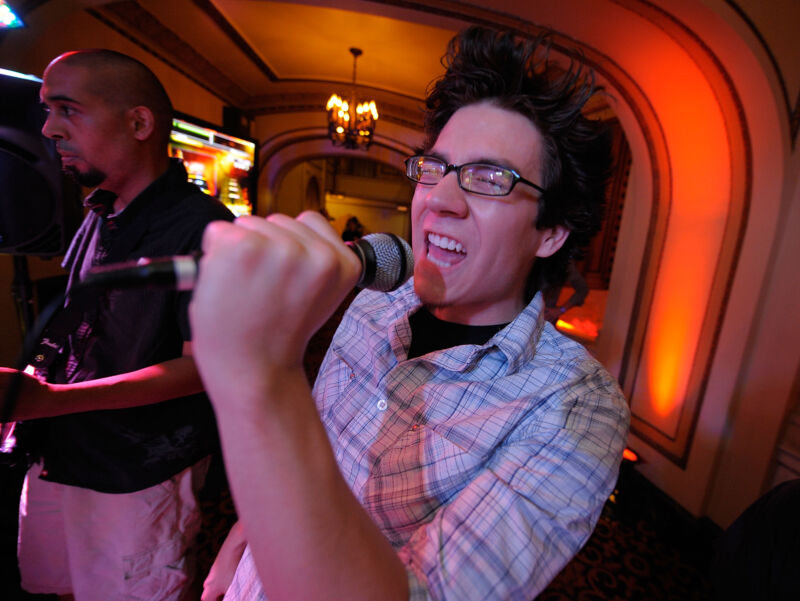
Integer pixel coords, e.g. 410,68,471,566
225,281,629,601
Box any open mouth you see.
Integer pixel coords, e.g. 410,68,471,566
426,232,466,268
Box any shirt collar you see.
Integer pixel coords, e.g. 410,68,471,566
83,188,118,219
90,159,190,232
387,281,546,374
489,292,546,373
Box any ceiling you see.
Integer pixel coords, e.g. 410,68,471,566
4,0,796,142
80,0,465,129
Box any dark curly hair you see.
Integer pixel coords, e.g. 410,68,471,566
424,26,612,301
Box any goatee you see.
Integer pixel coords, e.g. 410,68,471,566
64,165,106,188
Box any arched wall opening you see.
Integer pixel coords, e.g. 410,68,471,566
255,124,419,216
271,153,413,241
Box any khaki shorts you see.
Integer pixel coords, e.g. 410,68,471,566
18,457,210,601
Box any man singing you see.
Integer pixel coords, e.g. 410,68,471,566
193,26,630,601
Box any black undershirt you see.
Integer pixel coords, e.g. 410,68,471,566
408,307,508,359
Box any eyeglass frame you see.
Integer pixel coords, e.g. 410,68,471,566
404,154,546,197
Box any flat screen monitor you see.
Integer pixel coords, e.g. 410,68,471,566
168,112,257,217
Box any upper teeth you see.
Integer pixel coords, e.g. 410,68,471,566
428,233,464,253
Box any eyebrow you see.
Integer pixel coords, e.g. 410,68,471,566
426,151,523,174
425,150,448,163
40,94,80,106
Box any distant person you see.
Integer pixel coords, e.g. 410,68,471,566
341,215,365,242
0,49,233,601
542,259,589,323
192,25,629,601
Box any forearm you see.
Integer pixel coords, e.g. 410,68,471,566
202,520,247,601
564,271,588,310
5,355,203,420
211,366,408,601
190,213,403,598
562,293,582,311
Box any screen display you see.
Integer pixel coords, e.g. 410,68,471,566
168,115,256,217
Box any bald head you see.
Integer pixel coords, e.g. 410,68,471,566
46,49,173,147
40,49,175,200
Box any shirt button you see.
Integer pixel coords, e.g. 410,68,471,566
376,399,388,411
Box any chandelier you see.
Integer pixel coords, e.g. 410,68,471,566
326,47,378,150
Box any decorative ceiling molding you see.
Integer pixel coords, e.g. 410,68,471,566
89,1,250,105
85,1,427,128
191,0,278,82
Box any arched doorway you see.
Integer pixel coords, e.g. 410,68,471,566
272,156,414,242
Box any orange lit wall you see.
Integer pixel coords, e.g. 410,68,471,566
627,45,730,436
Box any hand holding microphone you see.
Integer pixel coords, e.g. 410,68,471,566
174,212,412,401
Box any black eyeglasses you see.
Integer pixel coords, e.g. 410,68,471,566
404,155,545,197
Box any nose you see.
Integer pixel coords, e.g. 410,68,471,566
419,171,469,217
41,113,63,140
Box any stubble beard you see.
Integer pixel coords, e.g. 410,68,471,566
64,164,106,188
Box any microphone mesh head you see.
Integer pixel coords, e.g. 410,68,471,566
362,233,414,292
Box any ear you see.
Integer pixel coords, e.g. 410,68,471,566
535,225,570,258
128,105,156,141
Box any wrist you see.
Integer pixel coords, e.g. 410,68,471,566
208,364,311,422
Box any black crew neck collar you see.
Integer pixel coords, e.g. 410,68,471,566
407,307,508,359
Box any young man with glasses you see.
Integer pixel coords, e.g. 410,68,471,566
192,26,629,601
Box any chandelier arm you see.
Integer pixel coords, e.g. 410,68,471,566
327,47,376,150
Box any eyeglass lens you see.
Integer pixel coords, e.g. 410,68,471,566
407,157,515,196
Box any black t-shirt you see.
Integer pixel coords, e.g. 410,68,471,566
33,160,234,493
408,307,508,359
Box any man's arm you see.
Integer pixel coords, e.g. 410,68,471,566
190,212,409,601
396,370,629,600
1,341,202,421
202,520,247,601
562,262,589,311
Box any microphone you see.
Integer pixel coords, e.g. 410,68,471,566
346,233,413,292
80,232,414,293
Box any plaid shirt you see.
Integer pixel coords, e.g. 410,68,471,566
225,280,630,601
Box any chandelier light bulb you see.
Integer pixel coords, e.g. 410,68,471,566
325,47,378,150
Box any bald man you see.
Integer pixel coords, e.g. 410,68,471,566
7,50,234,601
